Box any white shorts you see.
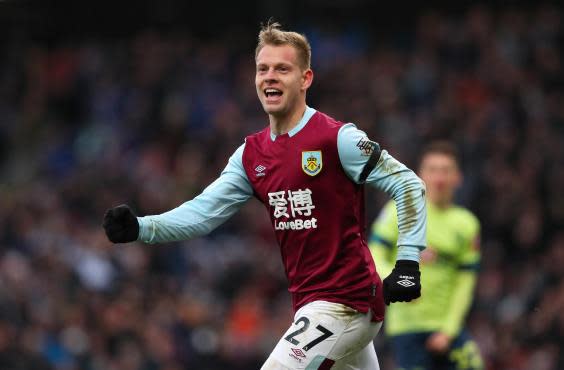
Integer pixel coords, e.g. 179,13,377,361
261,300,382,370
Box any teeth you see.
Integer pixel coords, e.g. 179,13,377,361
265,88,281,94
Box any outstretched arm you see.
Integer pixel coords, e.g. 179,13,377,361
104,143,253,244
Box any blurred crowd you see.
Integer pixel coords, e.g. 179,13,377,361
1,4,563,370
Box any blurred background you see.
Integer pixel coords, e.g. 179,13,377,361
1,1,563,369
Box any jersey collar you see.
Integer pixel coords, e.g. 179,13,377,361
270,106,317,141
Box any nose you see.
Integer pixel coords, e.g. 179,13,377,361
264,67,278,82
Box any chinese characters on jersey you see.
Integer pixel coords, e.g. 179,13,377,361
268,189,318,230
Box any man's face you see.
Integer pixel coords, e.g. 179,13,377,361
255,44,312,117
419,153,461,205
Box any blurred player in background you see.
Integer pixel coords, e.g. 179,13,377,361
103,22,427,370
370,142,484,370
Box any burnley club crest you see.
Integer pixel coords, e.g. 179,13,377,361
302,151,322,176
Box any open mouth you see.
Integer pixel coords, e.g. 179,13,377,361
264,88,283,99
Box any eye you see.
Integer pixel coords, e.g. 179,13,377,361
257,66,268,73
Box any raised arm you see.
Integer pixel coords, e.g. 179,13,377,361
103,143,253,244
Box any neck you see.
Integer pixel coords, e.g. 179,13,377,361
269,101,307,135
429,197,452,209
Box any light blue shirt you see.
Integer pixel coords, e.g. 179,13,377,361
138,107,426,262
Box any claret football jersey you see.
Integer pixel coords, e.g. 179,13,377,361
242,110,385,320
137,106,427,322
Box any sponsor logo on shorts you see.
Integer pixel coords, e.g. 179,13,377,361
289,348,306,363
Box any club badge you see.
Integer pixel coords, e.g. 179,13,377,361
302,151,322,176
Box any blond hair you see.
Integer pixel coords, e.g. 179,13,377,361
255,21,312,70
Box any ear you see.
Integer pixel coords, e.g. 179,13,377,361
301,69,314,91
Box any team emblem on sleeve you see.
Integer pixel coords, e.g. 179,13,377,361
302,151,323,176
356,137,377,156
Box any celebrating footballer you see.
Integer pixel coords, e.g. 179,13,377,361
103,22,427,370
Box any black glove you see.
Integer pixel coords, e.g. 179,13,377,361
382,260,421,305
103,204,139,243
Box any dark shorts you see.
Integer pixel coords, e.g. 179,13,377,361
390,330,484,370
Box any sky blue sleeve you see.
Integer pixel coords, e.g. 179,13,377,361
136,143,253,244
337,124,427,262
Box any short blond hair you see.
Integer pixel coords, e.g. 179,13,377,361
255,21,312,70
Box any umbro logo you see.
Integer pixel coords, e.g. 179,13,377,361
255,165,266,177
397,279,416,287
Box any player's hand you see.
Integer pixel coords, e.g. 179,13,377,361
103,204,139,243
426,332,452,354
382,260,421,305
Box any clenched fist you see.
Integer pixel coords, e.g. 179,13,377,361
382,260,421,305
102,204,139,243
